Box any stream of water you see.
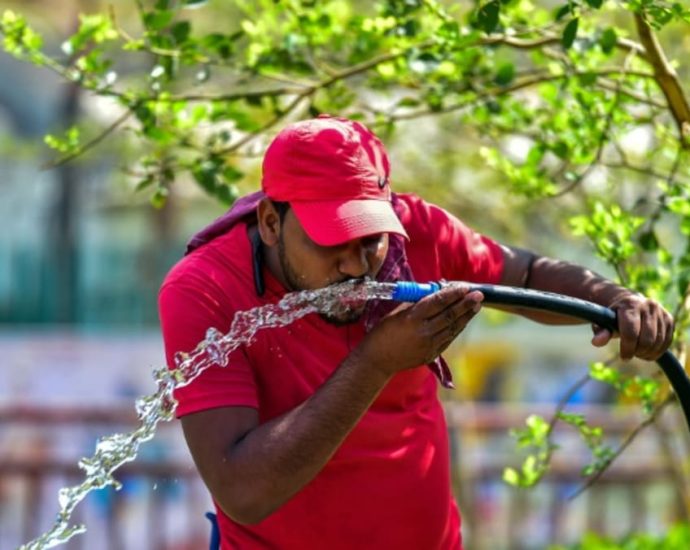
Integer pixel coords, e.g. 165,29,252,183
20,280,399,550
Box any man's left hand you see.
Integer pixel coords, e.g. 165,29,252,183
591,293,674,361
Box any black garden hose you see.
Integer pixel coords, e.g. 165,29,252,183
392,281,690,434
472,283,690,434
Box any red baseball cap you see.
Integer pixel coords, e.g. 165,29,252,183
261,115,409,246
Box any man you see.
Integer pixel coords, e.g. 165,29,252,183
159,115,673,549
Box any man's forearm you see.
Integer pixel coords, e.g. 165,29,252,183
501,246,633,324
498,246,673,359
212,349,391,524
527,256,631,305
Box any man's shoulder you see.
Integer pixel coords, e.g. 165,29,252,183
395,192,458,237
160,222,253,297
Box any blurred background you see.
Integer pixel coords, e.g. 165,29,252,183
1,1,689,549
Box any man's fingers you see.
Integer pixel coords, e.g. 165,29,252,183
425,291,484,336
435,309,479,349
411,285,470,320
388,302,414,316
649,312,668,360
618,308,641,360
591,325,612,347
636,310,659,360
646,307,673,360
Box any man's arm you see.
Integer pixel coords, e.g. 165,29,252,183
499,245,674,361
181,349,389,525
181,285,483,525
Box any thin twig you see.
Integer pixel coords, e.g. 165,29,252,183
568,393,676,500
218,91,311,155
42,108,134,170
651,420,690,520
547,373,593,434
602,161,690,185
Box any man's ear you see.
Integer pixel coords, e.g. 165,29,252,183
257,198,281,246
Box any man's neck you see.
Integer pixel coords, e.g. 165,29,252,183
248,224,290,291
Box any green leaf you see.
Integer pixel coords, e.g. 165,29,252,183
599,27,617,54
143,10,174,31
584,0,603,8
678,271,690,298
477,1,500,34
562,18,579,49
397,97,421,108
552,140,569,159
589,362,621,387
494,62,515,86
638,230,659,252
223,165,244,182
526,414,549,442
150,186,169,209
556,411,586,427
44,126,80,153
171,21,191,44
202,33,235,59
503,467,520,486
577,71,597,85
554,4,572,22
135,176,155,191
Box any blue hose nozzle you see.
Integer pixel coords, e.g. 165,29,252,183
392,281,442,302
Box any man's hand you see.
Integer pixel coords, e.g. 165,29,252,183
356,285,483,377
591,293,674,361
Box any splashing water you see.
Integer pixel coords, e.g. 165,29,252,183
20,280,398,550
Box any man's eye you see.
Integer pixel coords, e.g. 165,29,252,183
362,235,383,247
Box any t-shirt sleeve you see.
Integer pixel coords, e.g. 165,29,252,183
401,195,504,284
159,281,259,417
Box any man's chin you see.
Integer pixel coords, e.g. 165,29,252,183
319,309,364,327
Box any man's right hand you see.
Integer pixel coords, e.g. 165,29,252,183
355,285,484,377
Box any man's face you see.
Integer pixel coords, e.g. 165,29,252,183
276,209,389,325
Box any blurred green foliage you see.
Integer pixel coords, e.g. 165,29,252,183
550,522,690,549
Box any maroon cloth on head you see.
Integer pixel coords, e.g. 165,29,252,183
184,192,453,389
185,191,265,255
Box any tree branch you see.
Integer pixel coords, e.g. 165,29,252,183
596,78,667,110
388,69,655,123
602,160,690,185
483,33,648,61
218,91,312,155
634,12,690,147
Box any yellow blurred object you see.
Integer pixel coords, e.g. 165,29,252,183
446,342,519,401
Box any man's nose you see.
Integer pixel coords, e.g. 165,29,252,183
338,241,370,278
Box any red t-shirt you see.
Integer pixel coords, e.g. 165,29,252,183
159,193,504,550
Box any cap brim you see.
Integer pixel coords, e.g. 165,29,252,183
290,199,409,246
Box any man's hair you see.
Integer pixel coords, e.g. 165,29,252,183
272,200,290,223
